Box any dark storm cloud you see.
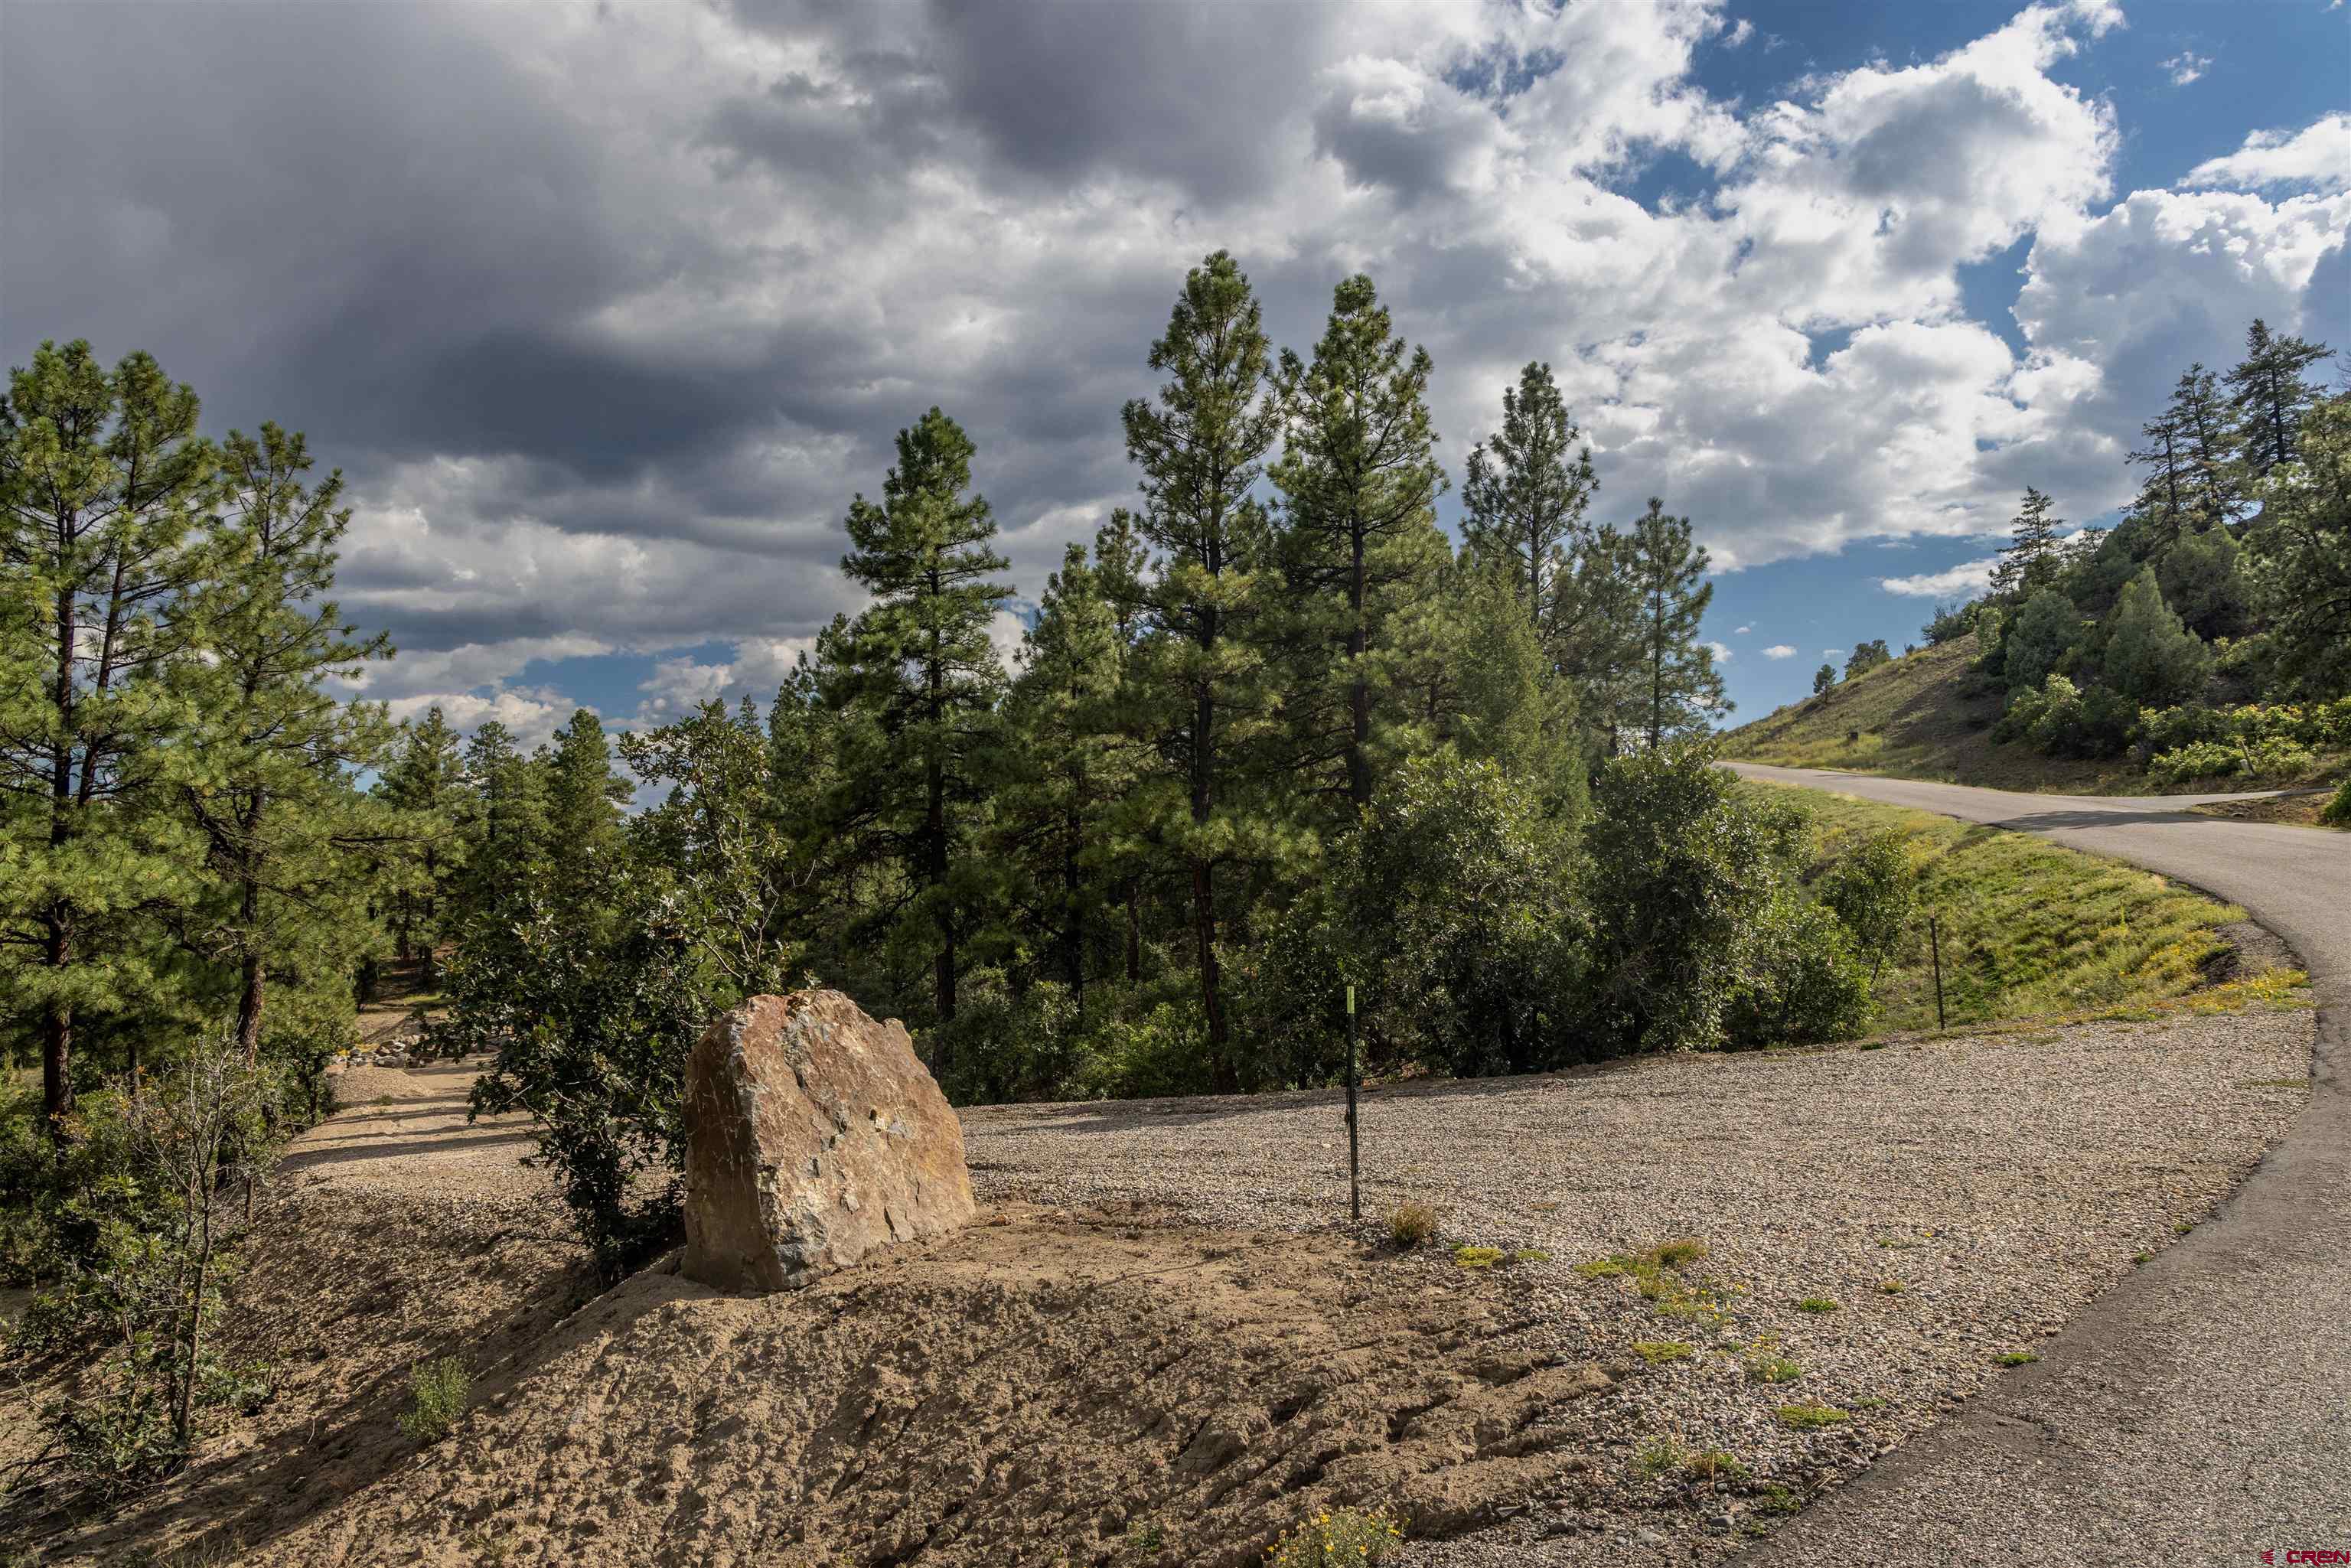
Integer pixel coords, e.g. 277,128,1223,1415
722,0,1336,204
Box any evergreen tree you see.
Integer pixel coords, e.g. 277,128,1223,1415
1388,561,1583,821
2002,588,2079,693
2155,523,2251,641
2104,567,2212,706
1625,499,1727,748
2225,318,2335,481
1844,639,1892,680
996,544,1128,1019
2243,392,2351,696
373,707,468,970
1116,252,1286,1080
1459,361,1596,630
1273,272,1449,815
1812,663,1836,696
2129,366,2242,552
1987,487,2064,601
540,708,629,897
1545,523,1646,757
175,422,394,1063
460,720,546,896
0,343,215,1135
828,408,1009,1042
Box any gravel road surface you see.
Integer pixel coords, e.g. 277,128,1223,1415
1726,764,2350,1563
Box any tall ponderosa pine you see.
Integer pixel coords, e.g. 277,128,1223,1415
2244,392,2351,696
1117,252,1285,1077
541,708,629,898
996,544,1129,1020
1545,523,1646,757
1626,499,1727,748
1459,361,1596,630
178,422,394,1062
373,706,468,970
2225,319,2334,481
1273,273,1449,814
0,343,215,1135
830,408,1009,1042
2129,365,2242,550
1987,487,2063,601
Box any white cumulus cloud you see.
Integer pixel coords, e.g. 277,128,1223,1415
2180,113,2351,194
1762,643,1798,658
1881,557,2002,597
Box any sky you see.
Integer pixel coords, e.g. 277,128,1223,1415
2,0,2346,740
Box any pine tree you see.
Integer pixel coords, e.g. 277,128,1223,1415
176,422,395,1063
2130,366,2242,552
0,343,215,1135
1116,252,1286,1079
1459,361,1596,631
2225,318,2334,481
1272,272,1449,815
373,707,468,970
2104,567,2212,706
1625,499,1727,748
1844,639,1892,680
1812,663,1836,696
1389,562,1583,821
1544,523,1646,758
458,722,548,921
829,408,1009,1041
996,544,1127,1019
2002,588,2079,693
540,708,629,896
2242,392,2351,696
1987,487,2064,601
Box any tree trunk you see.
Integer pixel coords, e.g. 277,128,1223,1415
1189,679,1231,1084
41,990,73,1137
236,855,266,1064
1124,883,1141,984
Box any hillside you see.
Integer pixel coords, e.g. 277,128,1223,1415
1723,636,2221,795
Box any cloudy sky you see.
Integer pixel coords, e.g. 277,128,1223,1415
3,0,2345,738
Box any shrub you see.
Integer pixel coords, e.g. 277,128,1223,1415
2002,589,2079,693
2147,740,2241,786
2105,567,2213,706
400,1358,471,1442
1581,750,1785,1055
2323,776,2351,826
1386,1202,1437,1248
1820,830,1914,973
1723,892,1873,1049
1264,1507,1404,1566
1256,752,1582,1081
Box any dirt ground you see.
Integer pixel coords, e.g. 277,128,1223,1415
0,1000,2315,1568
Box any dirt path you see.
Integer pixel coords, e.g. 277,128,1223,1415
1726,764,2351,1562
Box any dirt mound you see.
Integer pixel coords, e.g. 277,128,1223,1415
248,1204,1614,1568
2,1183,593,1565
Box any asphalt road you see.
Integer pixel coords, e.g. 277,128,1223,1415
1726,764,2349,1565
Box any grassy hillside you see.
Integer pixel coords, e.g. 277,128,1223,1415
1751,783,2306,1035
1720,634,2129,791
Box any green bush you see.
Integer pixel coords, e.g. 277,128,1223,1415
1820,830,1914,972
1579,748,1785,1056
399,1357,470,1442
1724,892,1873,1048
2321,776,2351,826
2148,737,2317,787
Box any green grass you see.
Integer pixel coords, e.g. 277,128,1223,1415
1746,784,2307,1032
1775,1403,1850,1429
1997,1351,2041,1367
1795,1296,1839,1313
1632,1340,1694,1365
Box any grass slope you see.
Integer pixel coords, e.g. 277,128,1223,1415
1720,634,2133,791
1753,783,2308,1034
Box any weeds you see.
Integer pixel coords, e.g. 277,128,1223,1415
1264,1507,1403,1566
1774,1403,1849,1430
1795,1297,1839,1313
1633,1341,1694,1366
1454,1246,1505,1270
1386,1203,1437,1249
1879,1280,1905,1295
1997,1351,2040,1368
1740,1336,1803,1384
399,1358,470,1442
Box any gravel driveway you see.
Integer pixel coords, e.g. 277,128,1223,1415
1724,765,2351,1563
963,1008,2314,1563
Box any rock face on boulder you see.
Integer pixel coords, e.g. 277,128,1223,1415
682,990,975,1293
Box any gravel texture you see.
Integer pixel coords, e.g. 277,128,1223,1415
963,1009,2314,1563
1723,765,2351,1564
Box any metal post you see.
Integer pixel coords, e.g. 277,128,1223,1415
1345,983,1361,1224
1929,916,1946,1032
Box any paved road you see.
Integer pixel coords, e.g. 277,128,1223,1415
1727,765,2349,1565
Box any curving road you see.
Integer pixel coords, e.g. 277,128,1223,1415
1726,764,2349,1563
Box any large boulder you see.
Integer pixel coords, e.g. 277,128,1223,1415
682,990,976,1293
